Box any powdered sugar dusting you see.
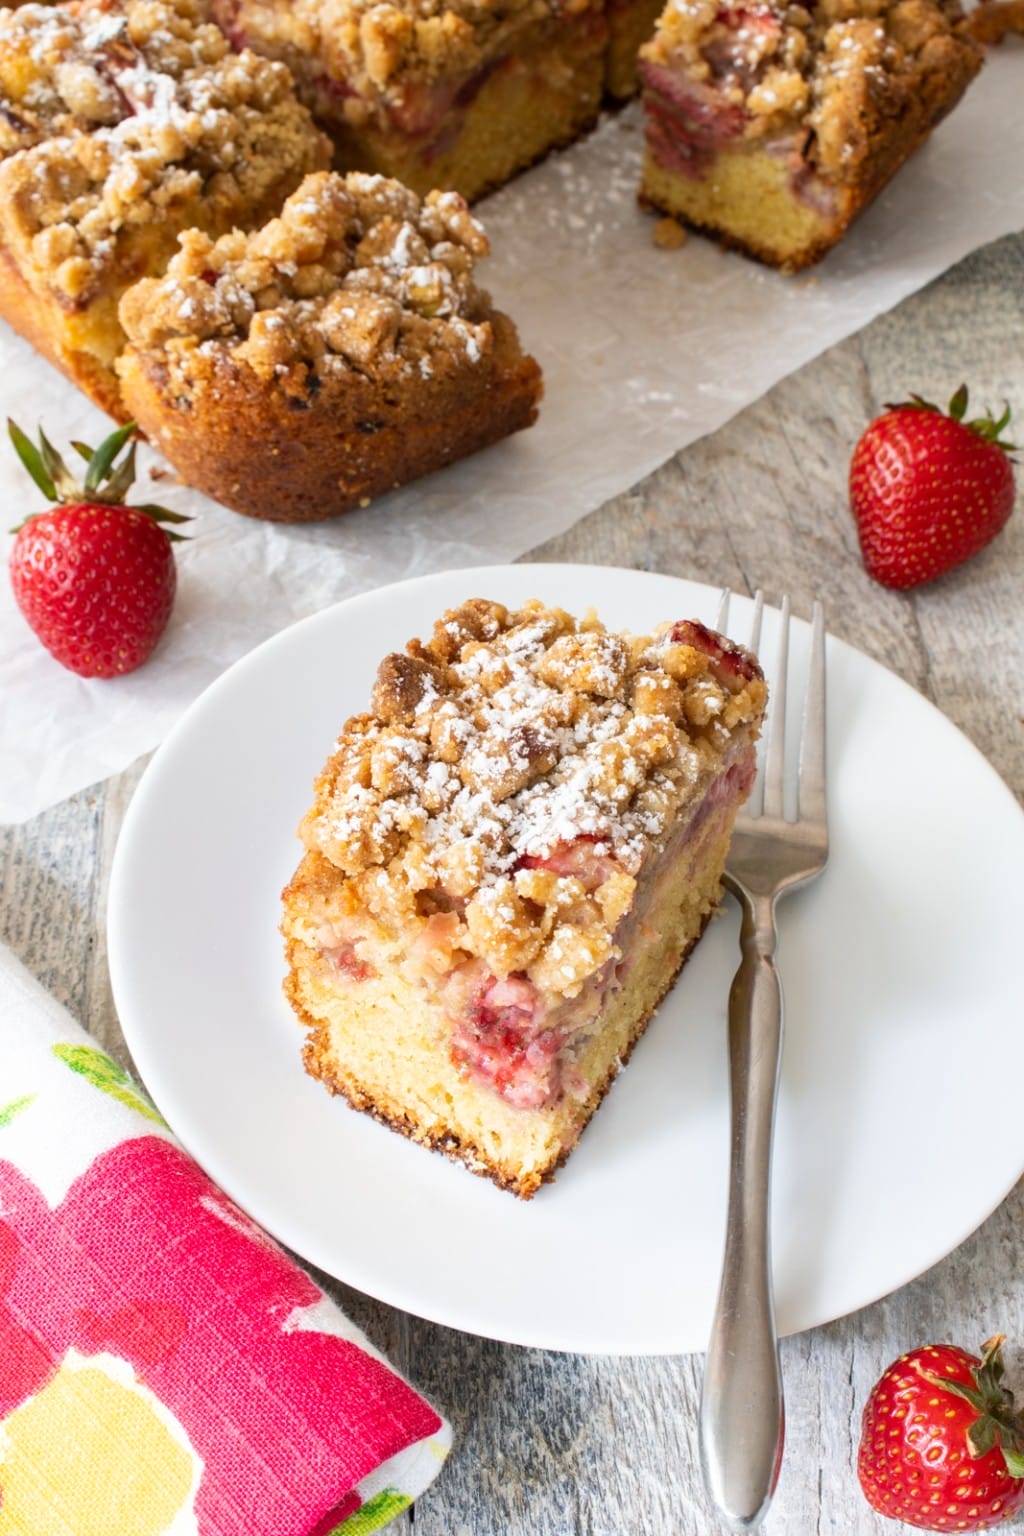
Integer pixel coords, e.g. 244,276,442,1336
308,598,764,894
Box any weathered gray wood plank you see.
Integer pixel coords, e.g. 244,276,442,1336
2,227,1022,1536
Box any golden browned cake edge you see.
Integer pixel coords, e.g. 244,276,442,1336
117,310,542,522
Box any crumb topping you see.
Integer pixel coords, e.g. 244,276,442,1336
0,0,327,303
216,0,594,98
640,0,980,174
297,599,765,994
118,170,496,381
0,0,227,154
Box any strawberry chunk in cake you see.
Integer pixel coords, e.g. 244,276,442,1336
281,598,766,1197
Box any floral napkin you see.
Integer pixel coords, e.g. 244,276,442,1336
0,946,452,1536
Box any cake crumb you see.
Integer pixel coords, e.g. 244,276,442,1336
653,216,688,250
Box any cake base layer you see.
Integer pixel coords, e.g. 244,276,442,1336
285,801,739,1198
639,148,842,272
0,248,127,419
118,310,542,523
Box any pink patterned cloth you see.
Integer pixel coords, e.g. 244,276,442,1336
0,948,451,1536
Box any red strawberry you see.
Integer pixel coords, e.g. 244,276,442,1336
858,1335,1024,1531
849,385,1017,589
8,419,189,678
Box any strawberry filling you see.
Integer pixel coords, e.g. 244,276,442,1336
443,745,753,1112
641,62,746,179
449,972,564,1110
515,832,620,891
385,58,502,143
642,4,831,192
671,619,759,684
702,5,781,88
322,941,376,982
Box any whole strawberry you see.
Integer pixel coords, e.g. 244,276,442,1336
858,1335,1024,1530
849,385,1017,589
8,420,189,678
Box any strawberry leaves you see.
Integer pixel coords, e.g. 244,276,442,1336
8,419,192,538
888,385,1019,451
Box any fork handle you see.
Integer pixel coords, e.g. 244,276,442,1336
699,889,784,1533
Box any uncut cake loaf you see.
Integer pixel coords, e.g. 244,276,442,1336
281,597,766,1197
117,170,543,521
638,0,983,271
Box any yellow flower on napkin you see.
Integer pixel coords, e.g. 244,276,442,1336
0,1349,196,1536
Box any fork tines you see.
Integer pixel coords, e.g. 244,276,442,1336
715,590,827,830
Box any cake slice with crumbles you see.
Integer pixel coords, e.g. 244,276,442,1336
210,0,608,203
281,597,765,1197
638,0,983,271
0,0,329,416
116,170,542,521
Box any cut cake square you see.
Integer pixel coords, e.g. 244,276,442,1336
116,171,543,521
210,0,608,203
0,0,329,416
281,597,766,1197
638,0,983,271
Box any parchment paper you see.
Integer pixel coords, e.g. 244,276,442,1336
2,45,1021,822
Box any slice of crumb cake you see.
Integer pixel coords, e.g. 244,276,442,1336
638,0,983,271
0,0,329,416
210,0,608,203
281,598,766,1198
116,171,542,521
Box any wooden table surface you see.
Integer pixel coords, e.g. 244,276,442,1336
3,226,1023,1536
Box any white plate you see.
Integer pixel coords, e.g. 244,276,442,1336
108,565,1024,1355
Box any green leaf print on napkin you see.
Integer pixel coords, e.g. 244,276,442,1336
51,1043,167,1127
0,1094,36,1129
331,1489,413,1534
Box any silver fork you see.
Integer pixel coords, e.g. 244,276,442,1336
698,593,829,1533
